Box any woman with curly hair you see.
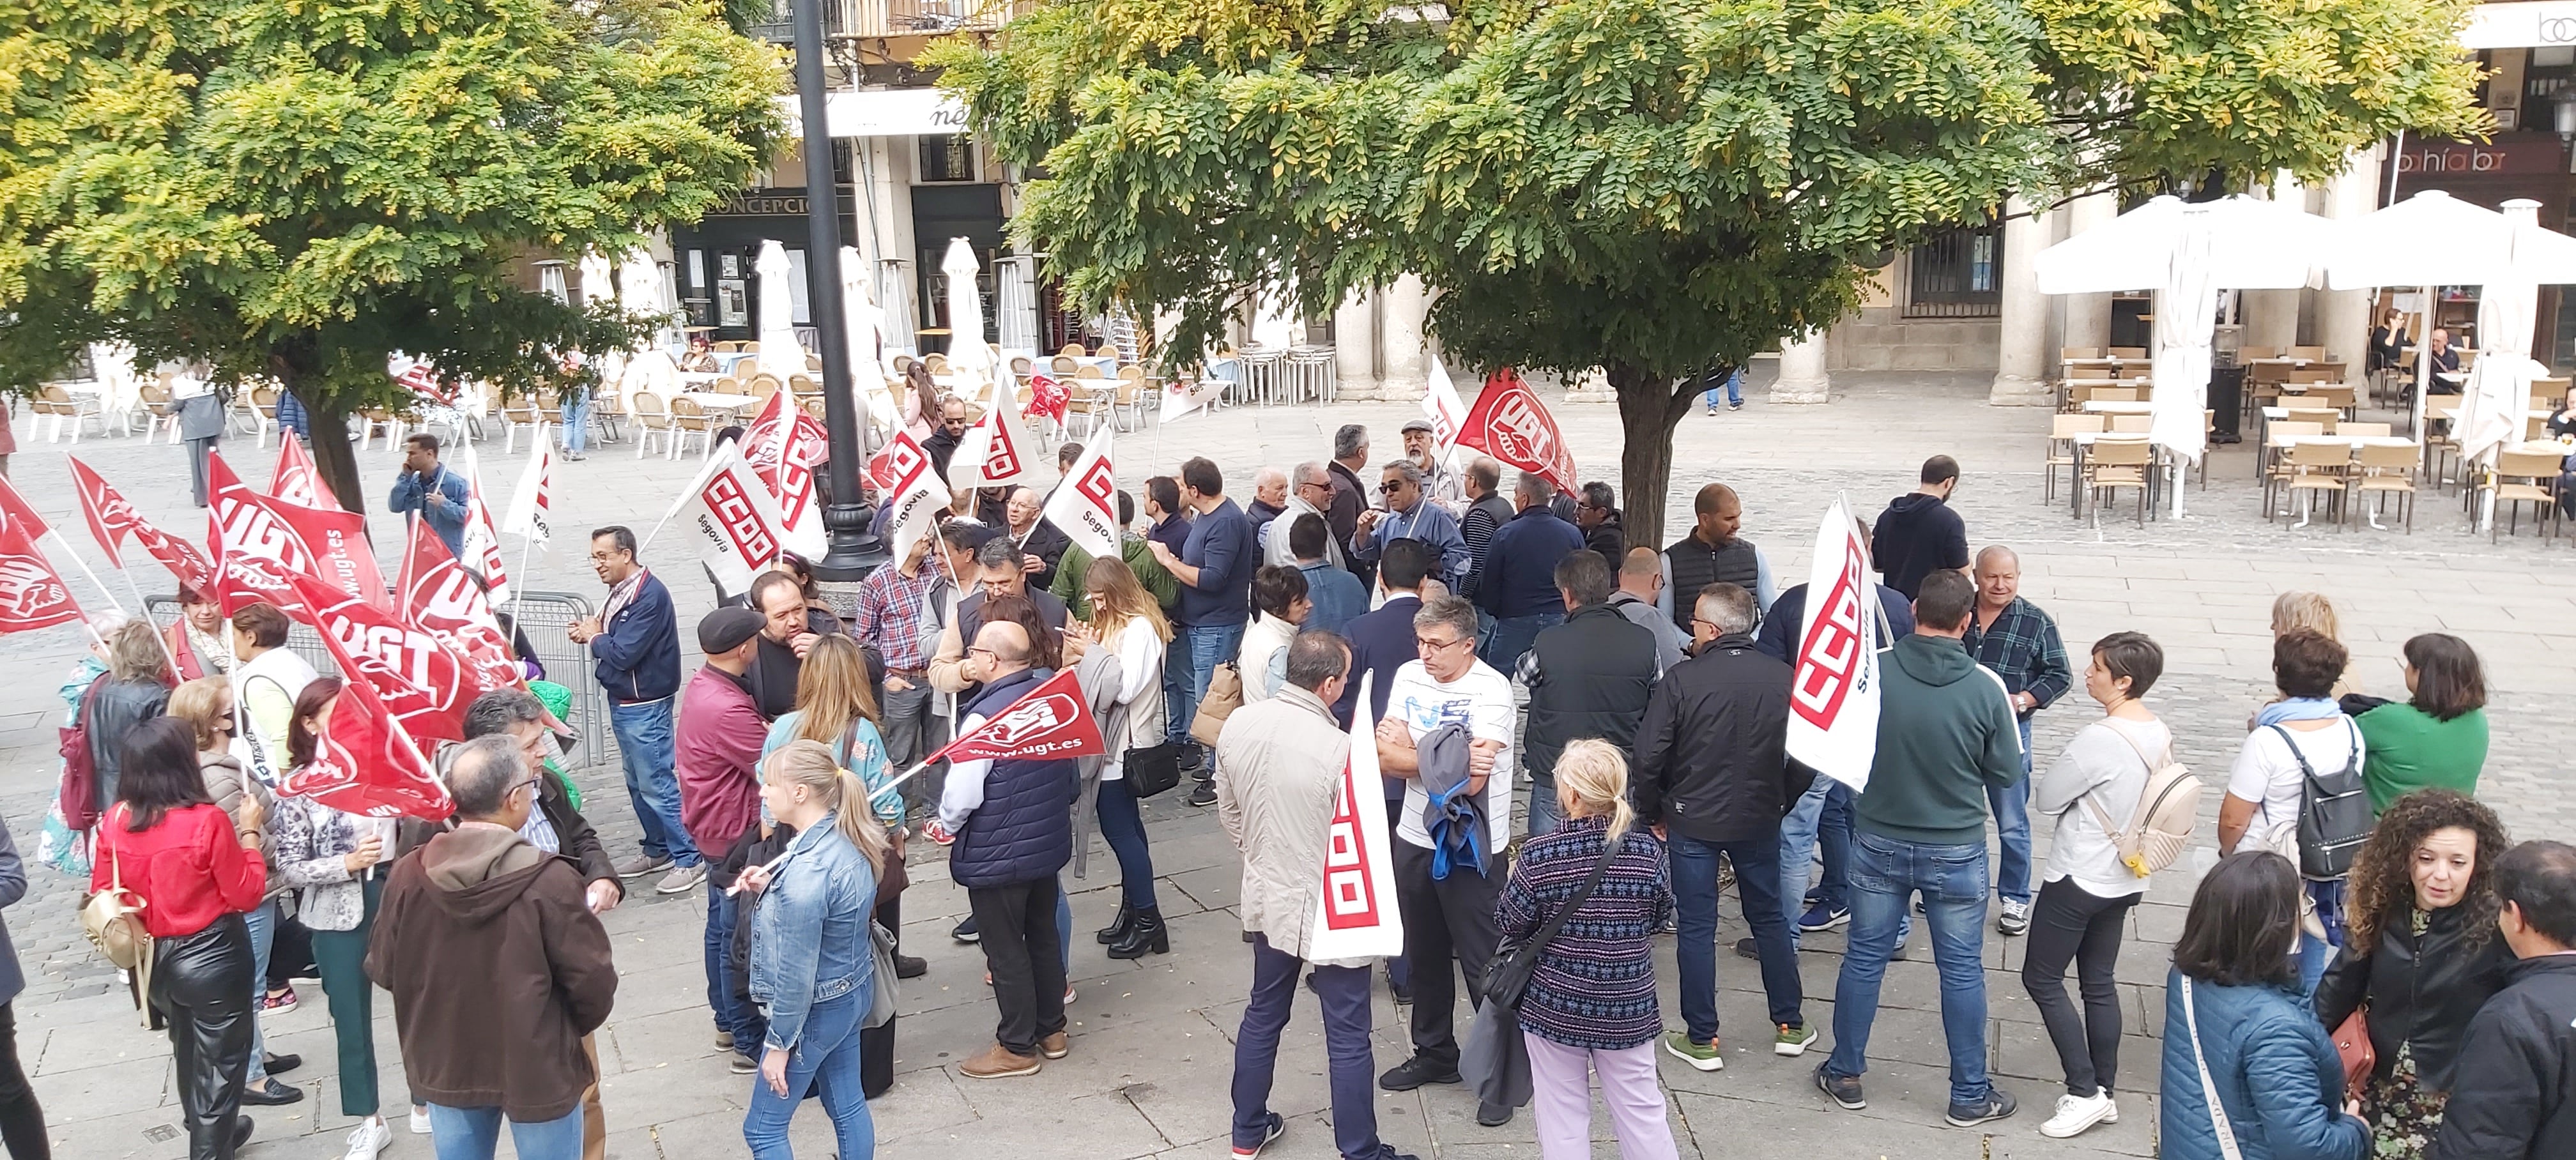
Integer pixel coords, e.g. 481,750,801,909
2314,790,2515,1159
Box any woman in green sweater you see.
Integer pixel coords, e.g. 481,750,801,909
2353,634,2488,813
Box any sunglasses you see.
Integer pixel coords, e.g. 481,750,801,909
1379,481,1407,493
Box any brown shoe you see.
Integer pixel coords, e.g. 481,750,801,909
1039,1032,1069,1060
958,1043,1042,1080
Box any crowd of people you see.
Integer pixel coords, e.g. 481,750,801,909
16,420,2573,1160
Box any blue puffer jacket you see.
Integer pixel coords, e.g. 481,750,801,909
949,668,1080,889
2159,967,2368,1160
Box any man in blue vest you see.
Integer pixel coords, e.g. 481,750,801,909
936,621,1082,1082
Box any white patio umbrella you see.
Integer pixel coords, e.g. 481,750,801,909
940,237,996,401
2324,190,2576,448
841,244,885,446
756,240,804,380
2037,194,2333,514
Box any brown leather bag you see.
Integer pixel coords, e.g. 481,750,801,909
1187,662,1244,747
2331,1009,2375,1101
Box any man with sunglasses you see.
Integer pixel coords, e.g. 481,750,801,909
922,395,971,482
1353,461,1469,594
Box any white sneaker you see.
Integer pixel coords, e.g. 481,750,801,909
2040,1091,2117,1138
410,1106,433,1134
344,1117,395,1159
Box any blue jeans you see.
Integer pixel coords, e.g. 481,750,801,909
1672,833,1803,1044
1703,368,1743,408
1234,938,1385,1159
1524,779,1561,839
1827,832,1993,1108
2297,879,2348,996
561,391,591,454
428,1103,583,1160
1476,609,1561,674
1986,719,2034,905
706,879,766,1049
1778,779,1828,949
742,991,873,1160
1176,622,1245,755
1095,778,1158,911
1160,636,1190,747
244,899,277,1084
609,699,700,867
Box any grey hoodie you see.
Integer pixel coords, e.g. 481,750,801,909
1854,634,2022,847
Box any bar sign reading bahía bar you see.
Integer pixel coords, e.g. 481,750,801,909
2395,135,2568,178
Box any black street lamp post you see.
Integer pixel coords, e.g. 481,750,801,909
790,0,888,593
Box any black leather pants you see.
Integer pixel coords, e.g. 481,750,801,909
150,914,254,1160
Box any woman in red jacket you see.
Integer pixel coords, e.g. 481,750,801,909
93,717,268,1159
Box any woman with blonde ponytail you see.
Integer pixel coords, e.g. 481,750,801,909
736,741,883,1159
1494,739,1678,1159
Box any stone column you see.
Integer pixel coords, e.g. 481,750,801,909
2061,191,2117,358
2320,151,2384,370
1334,289,1379,400
1988,196,2053,406
1772,330,1832,404
2242,172,2306,353
1377,273,1430,401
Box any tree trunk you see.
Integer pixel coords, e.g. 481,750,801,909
1606,360,1710,552
295,388,366,518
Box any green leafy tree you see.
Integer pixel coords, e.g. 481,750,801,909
0,0,783,510
935,0,2481,546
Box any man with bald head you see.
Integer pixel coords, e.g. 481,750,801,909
1608,547,1688,674
1660,482,1775,634
1005,485,1071,590
937,620,1084,1078
1960,544,2069,938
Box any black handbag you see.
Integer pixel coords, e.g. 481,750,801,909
1122,742,1184,799
1481,839,1623,1008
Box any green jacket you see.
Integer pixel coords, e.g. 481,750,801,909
1051,532,1180,619
1855,634,2024,847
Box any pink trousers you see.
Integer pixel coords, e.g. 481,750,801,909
1522,1032,1680,1160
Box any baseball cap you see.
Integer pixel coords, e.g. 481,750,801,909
698,606,764,654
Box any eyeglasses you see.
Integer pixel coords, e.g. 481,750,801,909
966,646,997,659
509,776,543,798
1415,634,1469,652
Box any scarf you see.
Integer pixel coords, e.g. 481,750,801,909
2253,697,2341,728
601,566,650,628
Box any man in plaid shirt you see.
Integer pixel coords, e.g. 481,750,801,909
855,531,947,809
1960,545,2071,938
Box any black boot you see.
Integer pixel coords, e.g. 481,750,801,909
1107,907,1169,959
1096,901,1135,945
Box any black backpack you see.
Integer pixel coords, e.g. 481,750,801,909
2270,721,2372,880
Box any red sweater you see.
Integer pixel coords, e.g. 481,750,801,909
91,804,266,939
675,665,765,857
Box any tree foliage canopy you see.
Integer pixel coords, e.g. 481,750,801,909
935,0,2481,541
0,0,782,504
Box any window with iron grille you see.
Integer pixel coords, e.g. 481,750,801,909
918,135,977,183
1905,222,2002,317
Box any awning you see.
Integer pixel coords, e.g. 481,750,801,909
776,88,971,139
2462,3,2576,49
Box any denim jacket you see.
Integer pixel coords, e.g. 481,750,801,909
747,814,878,1052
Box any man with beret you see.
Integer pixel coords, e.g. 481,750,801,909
675,606,772,1072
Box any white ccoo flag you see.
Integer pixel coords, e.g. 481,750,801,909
454,439,514,604
877,427,953,566
673,441,791,597
947,378,1036,492
1422,360,1469,475
1038,423,1119,562
501,441,555,547
1304,673,1405,961
1784,495,1882,792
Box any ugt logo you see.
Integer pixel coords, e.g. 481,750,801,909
986,693,1078,747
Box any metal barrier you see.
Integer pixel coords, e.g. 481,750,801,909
148,590,616,771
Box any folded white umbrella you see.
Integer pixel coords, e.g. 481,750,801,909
756,240,804,381
842,245,885,446
2457,202,2556,480
940,237,995,401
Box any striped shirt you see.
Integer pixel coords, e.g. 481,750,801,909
1495,816,1673,1051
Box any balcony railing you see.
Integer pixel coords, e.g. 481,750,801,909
750,0,1020,42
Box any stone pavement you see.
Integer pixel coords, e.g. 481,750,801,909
1,369,2571,1158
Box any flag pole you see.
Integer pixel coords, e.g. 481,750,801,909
42,530,126,616
114,561,187,676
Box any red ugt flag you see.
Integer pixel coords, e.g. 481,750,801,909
0,475,54,540
270,438,336,509
934,668,1108,764
1456,368,1577,494
208,453,387,611
277,653,453,821
0,513,84,635
286,569,475,744
395,516,525,700
69,457,219,594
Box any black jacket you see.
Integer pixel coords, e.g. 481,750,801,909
1324,460,1372,586
1517,603,1657,784
87,676,171,805
2431,954,2576,1160
2316,902,2516,1094
1584,510,1625,570
1630,632,1811,843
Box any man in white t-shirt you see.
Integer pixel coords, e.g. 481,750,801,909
1372,594,1517,1127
